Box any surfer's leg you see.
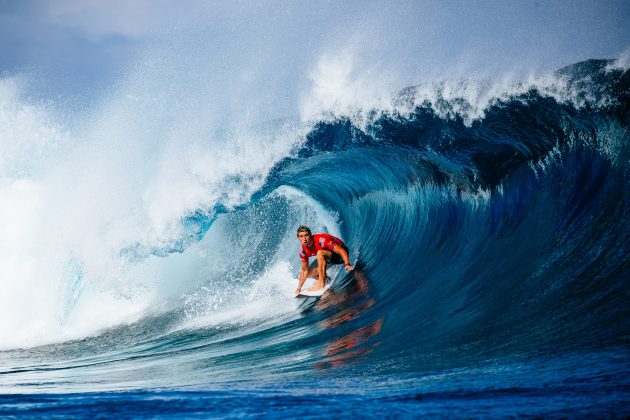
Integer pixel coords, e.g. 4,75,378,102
312,250,332,290
306,260,319,279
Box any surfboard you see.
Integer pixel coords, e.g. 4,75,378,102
296,283,331,298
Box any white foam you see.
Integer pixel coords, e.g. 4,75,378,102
0,62,308,349
300,49,627,129
606,48,630,71
300,50,398,126
179,261,299,331
0,78,69,178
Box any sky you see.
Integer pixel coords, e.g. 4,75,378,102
0,0,628,115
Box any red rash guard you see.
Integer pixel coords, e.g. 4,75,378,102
299,233,346,263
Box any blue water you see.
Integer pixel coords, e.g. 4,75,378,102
1,59,629,417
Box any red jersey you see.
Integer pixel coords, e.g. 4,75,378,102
299,233,346,263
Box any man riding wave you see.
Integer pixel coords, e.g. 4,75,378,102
295,225,353,294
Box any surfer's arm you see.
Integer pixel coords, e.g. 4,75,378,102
333,244,353,271
296,260,309,294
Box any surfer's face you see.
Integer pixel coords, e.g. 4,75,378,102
297,231,312,246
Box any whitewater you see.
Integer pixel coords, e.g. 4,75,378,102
0,48,629,416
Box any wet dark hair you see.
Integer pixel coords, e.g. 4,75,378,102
296,225,311,235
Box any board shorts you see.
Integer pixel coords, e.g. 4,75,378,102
326,246,347,265
309,248,346,270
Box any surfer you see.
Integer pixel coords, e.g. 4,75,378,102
295,225,353,294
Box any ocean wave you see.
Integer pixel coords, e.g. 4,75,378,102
0,59,628,394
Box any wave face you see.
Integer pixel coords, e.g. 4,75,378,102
1,59,629,416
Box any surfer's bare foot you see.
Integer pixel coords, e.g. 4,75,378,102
307,283,325,292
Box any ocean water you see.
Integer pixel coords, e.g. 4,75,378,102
0,58,628,417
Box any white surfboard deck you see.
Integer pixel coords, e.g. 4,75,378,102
296,283,331,298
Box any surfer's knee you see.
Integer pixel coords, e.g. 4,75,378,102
316,250,329,262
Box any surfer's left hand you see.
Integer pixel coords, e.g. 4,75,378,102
344,263,354,271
